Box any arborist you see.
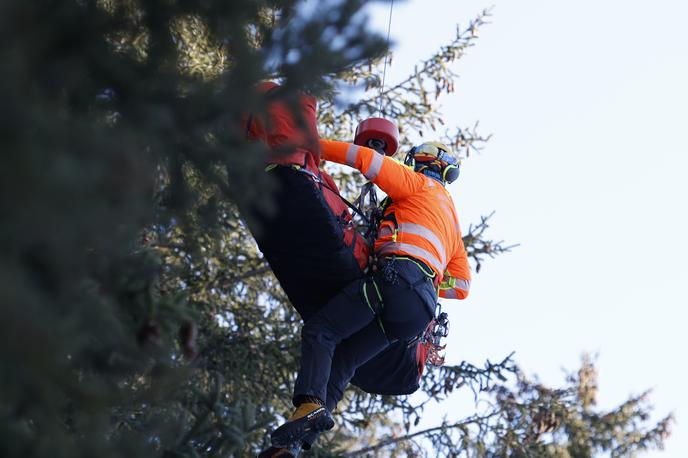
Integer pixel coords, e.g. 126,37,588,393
269,139,472,448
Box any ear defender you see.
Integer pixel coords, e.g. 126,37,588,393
404,146,418,167
436,147,460,183
442,163,460,183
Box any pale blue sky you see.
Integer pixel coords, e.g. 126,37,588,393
365,0,688,455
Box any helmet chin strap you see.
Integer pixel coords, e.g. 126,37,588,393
417,165,445,185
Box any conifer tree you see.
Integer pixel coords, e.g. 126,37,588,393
0,1,671,457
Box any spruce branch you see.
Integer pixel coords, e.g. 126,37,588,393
318,8,492,149
463,212,519,273
342,411,501,457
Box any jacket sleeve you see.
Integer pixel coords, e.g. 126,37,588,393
319,139,426,200
439,240,471,300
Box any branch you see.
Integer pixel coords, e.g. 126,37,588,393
345,8,492,112
317,8,493,147
342,411,500,457
463,212,519,273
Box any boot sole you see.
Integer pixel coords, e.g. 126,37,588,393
271,413,334,448
257,446,299,458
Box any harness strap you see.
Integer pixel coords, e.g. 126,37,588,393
266,163,371,224
362,277,393,341
386,255,439,291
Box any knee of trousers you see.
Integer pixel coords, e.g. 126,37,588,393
301,318,340,347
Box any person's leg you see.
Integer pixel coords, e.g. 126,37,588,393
325,276,434,410
325,321,389,411
271,278,376,447
272,262,435,446
292,278,375,404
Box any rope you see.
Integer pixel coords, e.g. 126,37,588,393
377,0,394,115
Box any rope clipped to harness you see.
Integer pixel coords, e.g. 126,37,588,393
362,277,394,342
420,310,450,367
354,181,384,250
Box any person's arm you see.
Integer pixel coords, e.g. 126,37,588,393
439,242,471,300
319,139,426,200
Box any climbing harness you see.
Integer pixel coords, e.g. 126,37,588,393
266,163,372,225
266,161,390,267
393,256,435,281
362,277,390,339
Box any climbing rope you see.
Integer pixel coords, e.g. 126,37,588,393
354,181,384,248
377,0,394,115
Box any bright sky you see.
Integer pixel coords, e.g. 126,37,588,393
365,0,688,455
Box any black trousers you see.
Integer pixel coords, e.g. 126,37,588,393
244,167,433,396
293,258,436,410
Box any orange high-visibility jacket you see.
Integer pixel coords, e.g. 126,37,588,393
320,139,471,300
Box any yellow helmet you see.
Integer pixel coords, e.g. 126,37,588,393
404,142,460,183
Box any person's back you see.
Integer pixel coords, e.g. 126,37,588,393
376,173,460,279
319,139,471,300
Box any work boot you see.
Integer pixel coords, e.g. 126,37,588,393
270,402,334,448
301,431,318,450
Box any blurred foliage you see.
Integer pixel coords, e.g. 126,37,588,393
0,1,671,457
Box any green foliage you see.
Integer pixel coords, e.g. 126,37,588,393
1,1,383,456
0,1,671,457
343,356,673,457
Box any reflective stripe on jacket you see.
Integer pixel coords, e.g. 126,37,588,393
319,139,471,299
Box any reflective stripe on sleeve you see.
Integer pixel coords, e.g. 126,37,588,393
364,153,383,180
441,276,471,292
442,289,459,299
441,279,470,299
377,242,444,275
397,222,447,265
455,278,471,291
346,144,359,167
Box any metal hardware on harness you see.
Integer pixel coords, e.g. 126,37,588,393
421,309,450,367
380,257,399,285
353,181,383,249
